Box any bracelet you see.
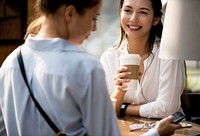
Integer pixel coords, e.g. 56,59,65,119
119,103,129,117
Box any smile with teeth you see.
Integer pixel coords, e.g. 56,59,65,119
128,25,142,30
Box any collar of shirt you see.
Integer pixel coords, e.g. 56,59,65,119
24,34,81,53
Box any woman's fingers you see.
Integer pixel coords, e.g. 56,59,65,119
116,66,128,74
115,78,130,85
114,66,131,90
116,83,127,90
115,77,130,91
114,67,131,81
114,72,130,81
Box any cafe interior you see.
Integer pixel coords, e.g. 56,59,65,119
0,0,200,135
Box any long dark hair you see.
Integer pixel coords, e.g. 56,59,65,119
116,0,163,49
24,0,100,39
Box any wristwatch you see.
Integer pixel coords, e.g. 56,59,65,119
119,103,129,117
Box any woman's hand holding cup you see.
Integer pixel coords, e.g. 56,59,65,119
119,54,141,91
114,66,131,91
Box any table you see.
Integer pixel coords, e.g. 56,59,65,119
118,116,200,136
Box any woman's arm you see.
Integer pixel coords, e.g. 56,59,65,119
125,104,141,116
140,59,186,118
111,88,126,116
110,65,133,115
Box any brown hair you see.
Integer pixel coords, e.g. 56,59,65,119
24,0,100,39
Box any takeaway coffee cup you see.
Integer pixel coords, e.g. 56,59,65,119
119,54,141,91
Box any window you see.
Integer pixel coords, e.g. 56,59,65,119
81,0,120,58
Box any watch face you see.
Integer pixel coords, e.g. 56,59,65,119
120,103,129,117
121,104,126,109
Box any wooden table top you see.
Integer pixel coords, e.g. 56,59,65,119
118,116,200,136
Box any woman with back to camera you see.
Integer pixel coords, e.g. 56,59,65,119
0,0,120,135
100,0,186,118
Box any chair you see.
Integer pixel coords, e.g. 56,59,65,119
181,92,200,125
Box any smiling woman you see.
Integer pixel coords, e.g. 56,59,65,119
81,0,169,58
100,0,186,119
0,0,121,135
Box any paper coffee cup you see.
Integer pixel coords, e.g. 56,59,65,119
119,54,141,91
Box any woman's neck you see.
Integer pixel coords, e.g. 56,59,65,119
37,18,63,38
127,37,151,61
37,9,69,39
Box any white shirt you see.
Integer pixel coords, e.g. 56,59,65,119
100,38,186,118
0,35,120,136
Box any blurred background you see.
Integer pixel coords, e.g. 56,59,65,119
81,0,120,58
